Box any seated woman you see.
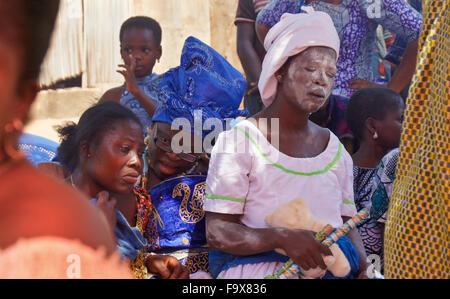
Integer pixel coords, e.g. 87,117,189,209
139,36,248,277
0,0,122,278
345,86,404,273
204,11,369,279
56,101,189,279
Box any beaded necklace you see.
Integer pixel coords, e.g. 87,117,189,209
133,185,152,235
131,180,153,279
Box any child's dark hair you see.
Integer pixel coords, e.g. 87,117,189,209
57,102,142,170
0,1,60,81
119,16,162,45
346,87,403,141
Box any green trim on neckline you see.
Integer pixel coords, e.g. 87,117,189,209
206,194,246,203
234,126,342,176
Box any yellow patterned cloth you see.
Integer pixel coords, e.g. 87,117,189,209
384,0,450,279
129,250,150,279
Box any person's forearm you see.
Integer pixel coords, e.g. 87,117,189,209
236,23,263,85
387,39,418,92
237,44,262,84
346,224,369,274
255,22,270,46
207,218,282,256
131,89,158,118
206,212,333,270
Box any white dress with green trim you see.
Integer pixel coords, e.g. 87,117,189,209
204,120,356,279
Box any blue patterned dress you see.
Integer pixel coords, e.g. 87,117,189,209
144,172,210,275
256,0,423,97
120,73,161,134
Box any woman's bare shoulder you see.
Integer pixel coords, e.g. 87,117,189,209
98,85,125,103
37,162,70,181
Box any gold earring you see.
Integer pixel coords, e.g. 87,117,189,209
3,118,24,161
145,128,153,143
373,131,378,139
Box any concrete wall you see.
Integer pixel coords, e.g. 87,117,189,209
134,0,213,75
26,0,242,142
133,0,242,76
209,0,241,71
26,88,103,142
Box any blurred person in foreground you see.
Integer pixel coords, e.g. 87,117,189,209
0,1,130,278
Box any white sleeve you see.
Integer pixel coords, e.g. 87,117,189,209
204,127,252,215
339,147,358,217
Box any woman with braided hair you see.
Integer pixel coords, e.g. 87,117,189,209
56,101,190,279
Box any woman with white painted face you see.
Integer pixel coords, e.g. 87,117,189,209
204,10,369,279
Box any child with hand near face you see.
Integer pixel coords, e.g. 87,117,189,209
99,16,163,135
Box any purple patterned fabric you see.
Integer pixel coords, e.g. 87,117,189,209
256,0,423,97
327,94,353,140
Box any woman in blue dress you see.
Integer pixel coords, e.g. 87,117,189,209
56,101,190,279
140,36,248,277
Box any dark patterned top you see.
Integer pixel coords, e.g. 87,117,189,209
353,149,399,273
327,94,353,140
353,165,384,270
256,0,423,97
368,149,399,225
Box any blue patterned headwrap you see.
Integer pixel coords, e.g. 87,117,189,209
152,36,248,138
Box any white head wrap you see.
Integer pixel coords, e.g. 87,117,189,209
258,7,340,106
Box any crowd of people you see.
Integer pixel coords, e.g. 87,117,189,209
0,0,447,279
